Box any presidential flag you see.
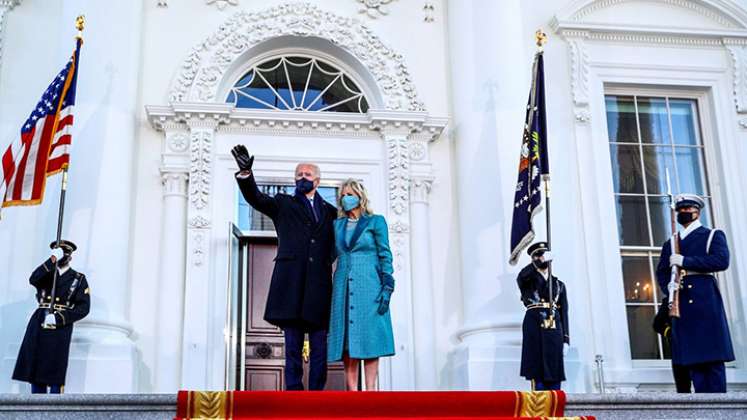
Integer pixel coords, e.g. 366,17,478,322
509,52,548,265
1,37,82,210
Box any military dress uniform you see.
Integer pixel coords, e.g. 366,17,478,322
12,241,90,393
517,242,569,391
655,194,734,393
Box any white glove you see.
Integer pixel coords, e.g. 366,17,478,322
43,313,57,327
670,254,684,267
542,252,554,263
563,343,570,356
51,248,64,262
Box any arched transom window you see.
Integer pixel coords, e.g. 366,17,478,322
226,55,370,113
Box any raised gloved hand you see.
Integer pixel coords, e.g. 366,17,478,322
51,247,64,263
670,254,684,267
542,251,554,263
231,145,254,172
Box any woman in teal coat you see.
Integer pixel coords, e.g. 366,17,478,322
328,179,395,390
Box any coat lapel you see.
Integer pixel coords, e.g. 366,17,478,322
292,194,314,225
335,218,347,250
346,214,371,251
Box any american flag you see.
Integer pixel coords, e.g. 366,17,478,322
1,38,81,209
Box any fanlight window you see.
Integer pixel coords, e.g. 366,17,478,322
226,56,370,113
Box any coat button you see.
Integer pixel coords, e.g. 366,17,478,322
350,306,354,310
349,320,354,324
689,299,693,304
309,257,313,262
688,284,693,289
311,239,315,244
350,292,354,296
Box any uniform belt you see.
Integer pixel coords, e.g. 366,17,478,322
526,303,552,310
38,303,70,311
680,269,714,277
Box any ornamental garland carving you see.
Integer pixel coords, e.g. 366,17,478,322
386,136,410,216
170,2,425,112
189,130,212,210
206,0,238,10
726,44,747,114
567,36,590,108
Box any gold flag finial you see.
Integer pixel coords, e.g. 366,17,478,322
75,15,85,38
535,28,548,50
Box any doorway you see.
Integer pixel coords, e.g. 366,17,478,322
227,223,345,390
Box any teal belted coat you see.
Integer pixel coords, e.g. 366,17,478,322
328,214,395,361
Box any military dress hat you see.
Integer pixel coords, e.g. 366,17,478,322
527,241,549,256
675,194,705,211
49,240,77,253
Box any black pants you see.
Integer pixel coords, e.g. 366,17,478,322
283,326,327,390
689,362,726,393
31,383,62,394
672,362,691,393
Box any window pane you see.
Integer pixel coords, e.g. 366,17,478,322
649,196,673,247
675,147,706,195
622,256,655,303
605,96,638,143
669,99,698,146
626,305,661,359
637,97,670,144
609,144,644,194
642,145,675,195
615,195,649,246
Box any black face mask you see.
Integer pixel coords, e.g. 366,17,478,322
677,212,696,226
295,178,315,195
59,254,72,267
534,259,549,270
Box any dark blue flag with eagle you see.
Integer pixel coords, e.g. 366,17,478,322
509,52,548,265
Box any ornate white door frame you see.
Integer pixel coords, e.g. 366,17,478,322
146,3,447,390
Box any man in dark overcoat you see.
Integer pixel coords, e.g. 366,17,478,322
232,145,336,391
12,240,90,393
517,242,569,391
656,194,734,393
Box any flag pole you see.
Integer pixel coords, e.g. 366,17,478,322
533,29,557,329
43,15,84,329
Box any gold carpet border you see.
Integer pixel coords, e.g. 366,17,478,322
186,391,232,420
516,391,559,417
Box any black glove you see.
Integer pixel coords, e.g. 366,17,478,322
231,145,254,172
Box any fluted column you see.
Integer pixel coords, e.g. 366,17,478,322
155,170,188,392
409,177,437,389
447,0,529,390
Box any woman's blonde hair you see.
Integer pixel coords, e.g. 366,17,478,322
337,178,374,217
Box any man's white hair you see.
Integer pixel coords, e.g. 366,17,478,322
295,162,321,179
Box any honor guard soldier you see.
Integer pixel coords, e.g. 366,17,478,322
517,242,569,391
12,240,90,393
656,194,734,393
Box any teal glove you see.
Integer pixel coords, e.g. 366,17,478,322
377,273,395,315
377,286,393,315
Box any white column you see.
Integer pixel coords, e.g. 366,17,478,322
155,170,188,392
409,177,437,390
0,1,20,75
56,0,143,393
377,127,416,391
447,0,530,390
180,122,216,389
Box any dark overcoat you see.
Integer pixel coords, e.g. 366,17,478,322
517,264,569,383
236,173,336,329
13,258,90,385
656,226,734,366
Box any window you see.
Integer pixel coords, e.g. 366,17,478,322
226,56,370,113
237,184,339,232
605,94,713,360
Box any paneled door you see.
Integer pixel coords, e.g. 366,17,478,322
229,225,344,390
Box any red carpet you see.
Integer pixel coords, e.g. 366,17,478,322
175,390,595,419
